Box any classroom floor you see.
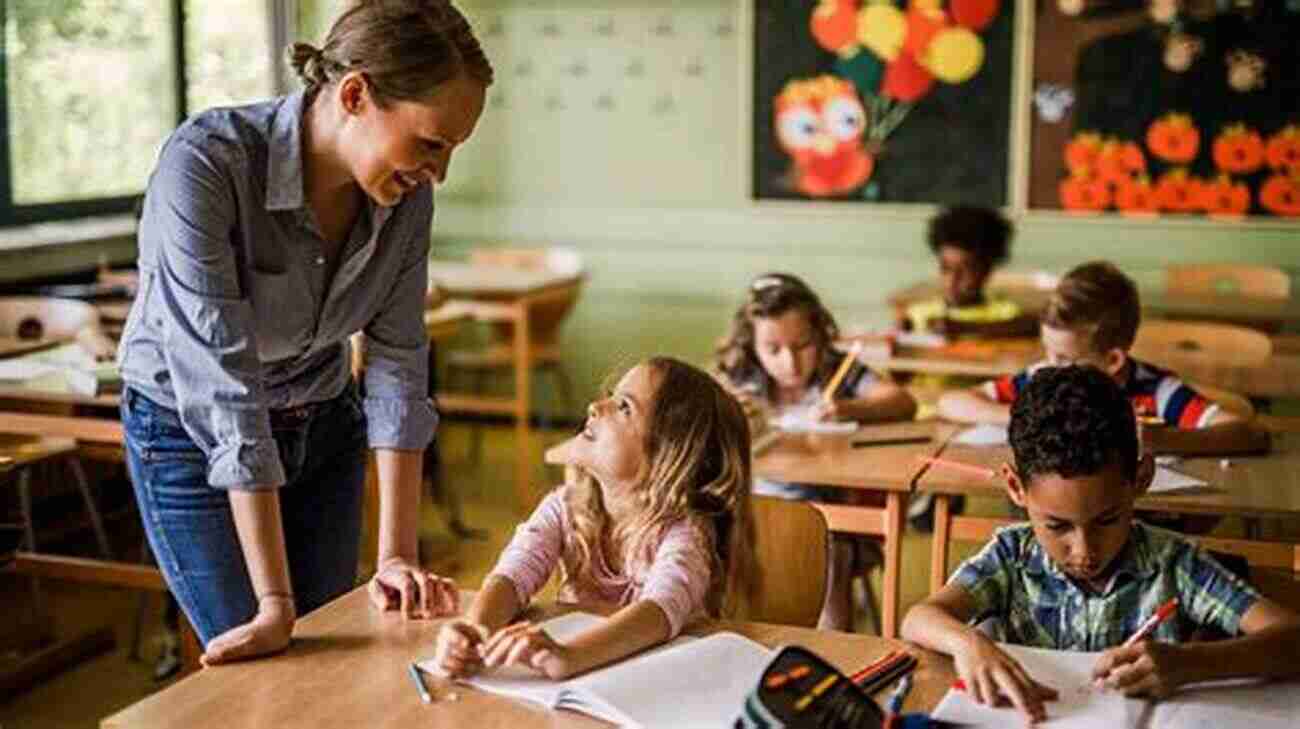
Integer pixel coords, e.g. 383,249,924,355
2,418,1290,729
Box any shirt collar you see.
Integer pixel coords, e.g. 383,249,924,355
265,91,307,212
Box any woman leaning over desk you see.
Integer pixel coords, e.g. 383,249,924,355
116,0,491,664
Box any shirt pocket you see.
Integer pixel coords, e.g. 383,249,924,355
247,269,312,361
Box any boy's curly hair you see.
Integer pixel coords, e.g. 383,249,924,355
1009,365,1138,485
927,206,1012,269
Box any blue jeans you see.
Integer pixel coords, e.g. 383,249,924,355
122,385,367,646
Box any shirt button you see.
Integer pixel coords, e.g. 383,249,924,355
315,256,325,265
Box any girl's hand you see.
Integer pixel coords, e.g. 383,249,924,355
434,619,489,677
954,636,1058,724
1092,641,1185,698
368,557,459,619
201,595,296,665
479,621,572,680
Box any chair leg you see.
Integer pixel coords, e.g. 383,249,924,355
552,363,577,423
469,369,488,466
860,572,881,636
129,538,155,662
67,456,113,559
17,467,46,628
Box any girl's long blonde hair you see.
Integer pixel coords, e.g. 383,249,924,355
562,357,758,618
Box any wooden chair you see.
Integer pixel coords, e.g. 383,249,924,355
1165,264,1290,299
1132,319,1273,366
446,247,585,461
749,495,829,628
988,269,1060,292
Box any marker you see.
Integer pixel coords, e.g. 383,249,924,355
408,663,433,703
1124,598,1179,647
886,674,913,715
852,436,932,448
848,650,902,684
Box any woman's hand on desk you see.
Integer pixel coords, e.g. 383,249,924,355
201,594,296,665
480,621,572,680
954,635,1058,724
368,556,459,618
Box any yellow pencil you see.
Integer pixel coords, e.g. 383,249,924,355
822,341,864,404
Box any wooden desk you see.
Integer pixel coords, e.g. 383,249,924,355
858,337,1039,378
918,432,1300,594
103,587,956,729
753,421,956,638
429,262,586,512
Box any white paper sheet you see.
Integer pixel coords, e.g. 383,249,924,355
1148,466,1208,494
952,424,1010,447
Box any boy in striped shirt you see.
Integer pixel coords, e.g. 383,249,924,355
937,261,1258,455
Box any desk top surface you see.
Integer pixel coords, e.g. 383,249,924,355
918,431,1300,517
753,422,954,492
102,588,955,729
429,262,584,299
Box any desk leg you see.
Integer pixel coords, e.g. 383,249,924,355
512,299,534,513
930,494,951,596
881,493,904,639
180,616,202,676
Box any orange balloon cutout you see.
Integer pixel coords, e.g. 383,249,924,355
950,0,1000,31
881,51,935,102
811,0,860,54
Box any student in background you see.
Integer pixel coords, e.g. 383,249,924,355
898,206,1038,339
715,272,916,630
432,358,757,679
937,261,1258,455
903,366,1300,723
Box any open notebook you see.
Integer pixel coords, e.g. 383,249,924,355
418,612,771,728
931,642,1300,728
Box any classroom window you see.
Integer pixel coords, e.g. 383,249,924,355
0,0,278,227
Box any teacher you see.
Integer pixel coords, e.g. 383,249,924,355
117,0,491,664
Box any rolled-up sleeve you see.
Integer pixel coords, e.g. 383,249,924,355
640,520,715,638
361,195,437,450
147,135,283,490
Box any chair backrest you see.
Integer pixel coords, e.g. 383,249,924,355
469,247,585,347
1165,264,1291,299
0,296,100,340
748,495,829,627
1132,319,1273,366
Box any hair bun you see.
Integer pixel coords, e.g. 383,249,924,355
287,42,329,86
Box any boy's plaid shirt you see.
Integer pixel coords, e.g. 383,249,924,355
950,521,1259,651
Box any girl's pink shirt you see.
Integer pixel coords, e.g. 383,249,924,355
487,486,716,637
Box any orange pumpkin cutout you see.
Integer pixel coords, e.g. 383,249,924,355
1259,175,1300,217
1060,174,1111,212
1119,141,1146,173
1200,175,1250,217
1115,177,1159,215
1212,124,1265,174
1096,139,1140,188
811,0,860,54
1266,125,1300,173
1064,132,1102,175
1153,169,1202,212
1146,113,1200,164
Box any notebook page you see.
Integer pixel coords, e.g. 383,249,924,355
571,632,772,729
1148,466,1208,494
418,612,606,708
952,424,1009,447
770,412,857,434
931,644,1146,728
1151,678,1300,729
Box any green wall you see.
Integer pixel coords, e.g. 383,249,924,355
431,1,1299,409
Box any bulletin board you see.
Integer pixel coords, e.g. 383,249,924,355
750,0,1014,206
1028,1,1300,218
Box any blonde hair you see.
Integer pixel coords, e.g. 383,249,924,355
1042,261,1141,353
563,357,758,618
288,0,493,106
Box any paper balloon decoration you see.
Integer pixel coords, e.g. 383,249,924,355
950,0,1000,32
811,0,859,54
881,51,935,102
858,3,907,62
923,27,984,83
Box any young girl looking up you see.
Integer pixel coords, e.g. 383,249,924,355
715,272,916,631
432,357,757,679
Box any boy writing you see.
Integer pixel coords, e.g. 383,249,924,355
903,365,1300,723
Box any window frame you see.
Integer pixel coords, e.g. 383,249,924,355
0,0,190,227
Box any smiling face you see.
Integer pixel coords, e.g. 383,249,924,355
337,72,486,207
1006,459,1150,586
570,364,660,495
752,309,821,394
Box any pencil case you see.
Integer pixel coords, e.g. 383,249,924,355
733,645,887,729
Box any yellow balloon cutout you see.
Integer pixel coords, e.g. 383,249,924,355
924,27,984,84
858,3,906,62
